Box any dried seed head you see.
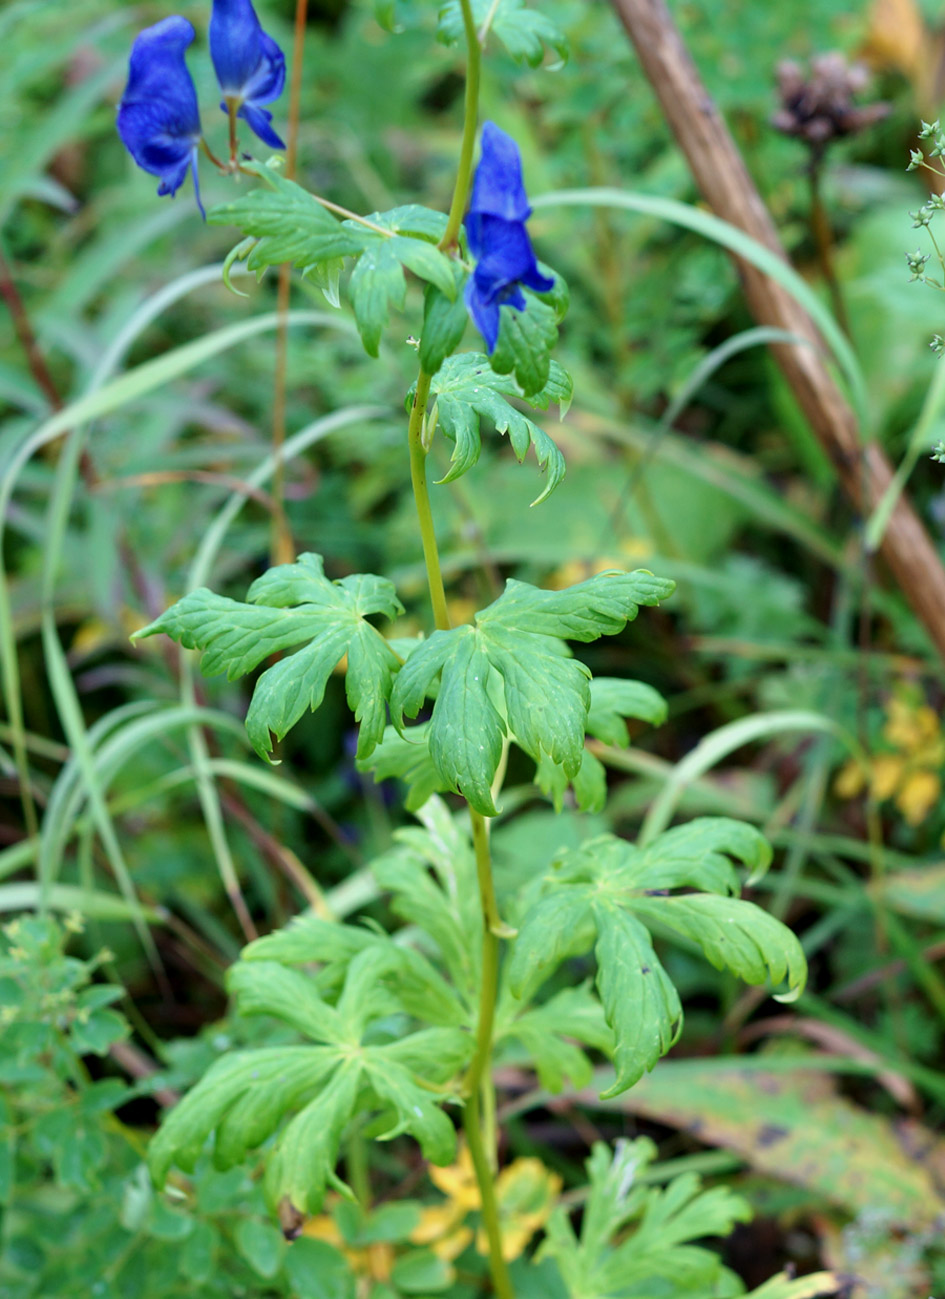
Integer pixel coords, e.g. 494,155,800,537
771,51,890,150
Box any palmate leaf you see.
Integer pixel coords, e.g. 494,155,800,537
490,274,568,397
508,824,806,1094
210,169,365,274
632,892,806,991
210,169,457,356
149,1046,340,1184
149,948,470,1215
419,265,469,376
593,906,682,1100
586,677,668,746
541,1139,749,1299
241,914,466,1030
390,571,674,815
365,675,667,816
372,797,482,1006
348,221,456,358
537,675,669,813
497,982,613,1093
357,722,448,811
426,352,573,503
133,554,403,760
437,0,569,66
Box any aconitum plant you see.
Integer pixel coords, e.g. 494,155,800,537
116,17,206,209
121,3,811,1296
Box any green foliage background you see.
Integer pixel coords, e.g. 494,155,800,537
3,0,945,1295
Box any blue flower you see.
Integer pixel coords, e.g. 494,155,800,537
464,121,554,353
209,0,286,150
116,17,204,214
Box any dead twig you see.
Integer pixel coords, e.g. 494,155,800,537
608,0,945,664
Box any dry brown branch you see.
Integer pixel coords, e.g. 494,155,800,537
609,0,945,662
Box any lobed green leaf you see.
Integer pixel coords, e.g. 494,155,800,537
150,944,470,1214
357,722,449,811
510,825,806,1095
588,818,772,896
586,677,668,746
594,905,682,1096
542,1139,750,1298
134,554,403,761
437,0,569,66
507,887,596,1003
427,353,571,503
361,1054,458,1166
209,169,363,276
263,1062,362,1213
631,892,806,998
389,573,672,814
499,983,611,1093
490,287,559,397
481,571,674,641
211,172,457,354
227,961,348,1045
148,1046,339,1184
373,798,482,1005
419,271,469,376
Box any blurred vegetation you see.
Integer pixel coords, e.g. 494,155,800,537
3,0,945,1294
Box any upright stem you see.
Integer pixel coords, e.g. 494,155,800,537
407,370,450,631
270,0,309,567
405,376,514,1299
409,7,512,1292
440,0,481,251
808,154,850,337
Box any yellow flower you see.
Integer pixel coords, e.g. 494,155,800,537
410,1205,473,1263
302,1207,395,1282
870,753,906,802
428,1146,480,1209
895,769,941,826
548,540,652,592
834,758,865,799
411,1146,561,1264
882,698,941,753
834,686,945,833
482,1157,562,1261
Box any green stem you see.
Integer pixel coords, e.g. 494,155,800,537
406,382,513,1299
463,811,513,1299
407,370,450,630
440,0,481,251
346,1128,372,1209
410,5,511,1289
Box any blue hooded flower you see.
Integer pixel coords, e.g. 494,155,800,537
209,0,286,150
464,121,554,353
117,17,204,214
